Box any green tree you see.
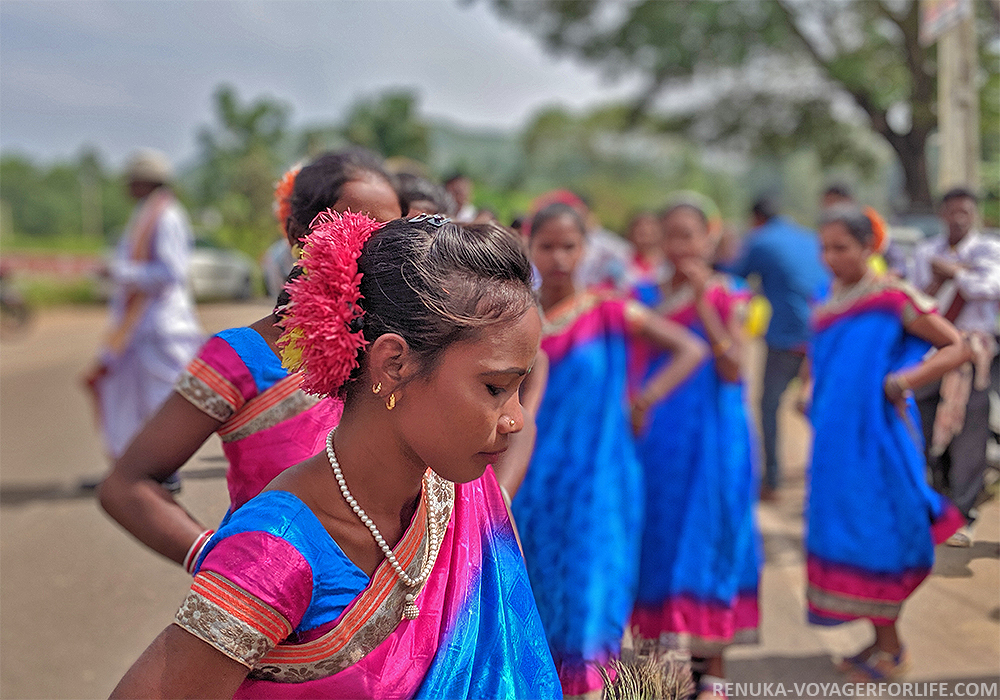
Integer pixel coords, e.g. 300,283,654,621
0,151,132,244
343,91,430,162
194,85,291,256
491,0,999,212
513,103,743,231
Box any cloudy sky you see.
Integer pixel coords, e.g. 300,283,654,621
0,0,643,169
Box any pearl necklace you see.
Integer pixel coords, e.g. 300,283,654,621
325,429,438,620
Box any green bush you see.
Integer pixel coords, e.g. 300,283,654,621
19,277,102,307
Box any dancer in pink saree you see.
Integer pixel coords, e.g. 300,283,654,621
99,149,403,572
111,213,561,699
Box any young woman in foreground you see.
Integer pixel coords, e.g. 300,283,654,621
110,214,562,699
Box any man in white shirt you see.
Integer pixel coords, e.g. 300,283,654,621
83,149,204,476
910,187,1000,546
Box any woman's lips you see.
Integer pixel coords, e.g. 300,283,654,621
478,447,508,459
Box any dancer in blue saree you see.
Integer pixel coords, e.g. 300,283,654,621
803,206,968,681
630,200,764,699
513,202,706,696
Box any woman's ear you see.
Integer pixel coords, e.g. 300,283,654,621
286,219,304,249
366,333,415,389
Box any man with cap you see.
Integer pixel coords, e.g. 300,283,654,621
83,149,203,481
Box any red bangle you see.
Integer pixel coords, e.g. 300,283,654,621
183,529,214,575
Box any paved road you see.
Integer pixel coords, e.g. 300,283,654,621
0,304,996,699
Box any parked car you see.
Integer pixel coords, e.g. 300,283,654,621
92,239,258,302
189,239,257,300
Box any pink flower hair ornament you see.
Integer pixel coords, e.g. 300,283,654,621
277,210,385,396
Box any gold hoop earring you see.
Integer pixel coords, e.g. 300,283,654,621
386,393,396,411
372,382,382,395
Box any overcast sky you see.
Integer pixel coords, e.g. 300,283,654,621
0,0,644,170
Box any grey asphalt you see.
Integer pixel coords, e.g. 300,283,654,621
1,303,996,699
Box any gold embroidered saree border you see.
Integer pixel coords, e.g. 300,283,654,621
218,374,320,442
815,273,936,324
175,357,243,422
174,571,293,669
250,472,455,683
541,291,603,337
177,368,322,441
807,585,902,622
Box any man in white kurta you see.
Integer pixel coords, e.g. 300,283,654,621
910,187,1000,547
86,149,203,461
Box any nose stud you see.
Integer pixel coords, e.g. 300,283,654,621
508,418,516,428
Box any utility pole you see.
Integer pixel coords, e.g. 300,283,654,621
922,0,981,193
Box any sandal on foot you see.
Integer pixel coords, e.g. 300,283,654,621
946,526,973,548
835,645,877,673
846,647,908,681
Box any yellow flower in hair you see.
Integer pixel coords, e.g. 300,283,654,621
279,326,306,373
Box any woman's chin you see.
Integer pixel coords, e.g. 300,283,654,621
433,455,494,484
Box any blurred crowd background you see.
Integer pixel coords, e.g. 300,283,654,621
0,0,997,311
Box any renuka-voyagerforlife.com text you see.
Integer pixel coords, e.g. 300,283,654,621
710,681,999,698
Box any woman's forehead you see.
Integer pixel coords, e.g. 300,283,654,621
443,309,541,368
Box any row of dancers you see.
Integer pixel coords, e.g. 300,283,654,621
98,147,972,699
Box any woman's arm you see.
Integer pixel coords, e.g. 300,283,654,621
883,313,971,409
110,624,249,699
493,411,537,500
98,392,223,567
680,260,744,383
694,295,743,383
518,349,548,417
629,306,709,433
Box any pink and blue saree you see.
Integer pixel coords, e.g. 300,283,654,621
174,467,561,698
175,326,342,510
512,291,645,694
629,277,762,655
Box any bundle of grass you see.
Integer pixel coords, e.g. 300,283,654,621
599,641,695,700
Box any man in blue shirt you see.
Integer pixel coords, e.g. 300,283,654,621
729,196,830,500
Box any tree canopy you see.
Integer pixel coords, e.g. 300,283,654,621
343,91,430,164
490,0,999,212
192,85,292,254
